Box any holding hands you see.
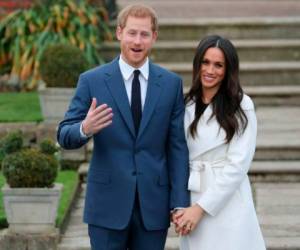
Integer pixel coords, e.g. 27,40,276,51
82,98,113,136
173,204,205,236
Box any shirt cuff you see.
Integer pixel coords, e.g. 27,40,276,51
80,121,92,138
171,207,185,213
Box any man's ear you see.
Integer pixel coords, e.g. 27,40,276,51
116,26,122,41
152,31,158,43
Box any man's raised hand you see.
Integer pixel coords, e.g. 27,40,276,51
82,98,113,136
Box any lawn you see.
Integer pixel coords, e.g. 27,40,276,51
55,170,79,227
0,92,43,122
0,170,79,228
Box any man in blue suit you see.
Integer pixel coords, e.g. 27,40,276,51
57,3,189,250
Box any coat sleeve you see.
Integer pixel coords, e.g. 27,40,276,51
167,77,190,209
196,98,257,216
57,74,91,149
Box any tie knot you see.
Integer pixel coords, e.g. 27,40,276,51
133,69,140,78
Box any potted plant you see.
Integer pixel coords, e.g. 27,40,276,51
38,43,90,123
1,131,62,234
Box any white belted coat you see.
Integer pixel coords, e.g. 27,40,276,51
180,95,266,250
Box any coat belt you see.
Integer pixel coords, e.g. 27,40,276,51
188,159,226,192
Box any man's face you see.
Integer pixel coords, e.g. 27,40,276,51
116,15,157,68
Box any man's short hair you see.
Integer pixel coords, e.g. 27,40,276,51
117,4,158,32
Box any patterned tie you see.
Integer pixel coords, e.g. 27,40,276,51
131,70,142,134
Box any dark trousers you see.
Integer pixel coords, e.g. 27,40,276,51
88,193,168,250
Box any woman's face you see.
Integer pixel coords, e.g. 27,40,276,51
200,47,226,93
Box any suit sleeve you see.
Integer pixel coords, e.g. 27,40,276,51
167,78,190,209
57,74,91,149
196,101,257,216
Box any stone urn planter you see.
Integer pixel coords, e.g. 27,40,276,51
39,43,89,123
38,87,75,123
2,183,62,234
0,131,62,234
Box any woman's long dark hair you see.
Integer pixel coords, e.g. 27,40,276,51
185,35,248,143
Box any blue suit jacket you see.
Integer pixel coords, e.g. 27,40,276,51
57,58,190,230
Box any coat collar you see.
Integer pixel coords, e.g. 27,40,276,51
185,102,226,160
104,57,162,139
119,56,149,81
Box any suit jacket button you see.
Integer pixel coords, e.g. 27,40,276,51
132,171,137,176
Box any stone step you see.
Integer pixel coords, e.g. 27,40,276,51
254,145,300,161
250,161,300,183
250,161,300,174
255,106,300,160
59,236,90,250
160,61,300,86
243,85,300,106
254,183,300,249
99,39,300,63
158,17,300,40
118,0,300,19
110,17,300,40
63,224,88,236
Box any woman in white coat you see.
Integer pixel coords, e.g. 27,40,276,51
174,35,266,250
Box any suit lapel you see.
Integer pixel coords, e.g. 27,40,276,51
137,63,162,139
104,58,136,138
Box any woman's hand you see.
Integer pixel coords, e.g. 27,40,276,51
174,204,205,235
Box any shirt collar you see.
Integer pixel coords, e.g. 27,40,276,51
119,55,149,81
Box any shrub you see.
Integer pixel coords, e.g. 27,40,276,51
0,131,59,188
40,43,89,88
0,130,23,155
0,131,23,168
39,138,58,155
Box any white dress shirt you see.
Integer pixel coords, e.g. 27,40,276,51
119,55,149,110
